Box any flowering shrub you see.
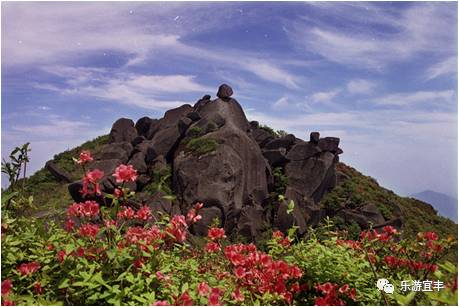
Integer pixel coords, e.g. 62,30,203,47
1,150,457,306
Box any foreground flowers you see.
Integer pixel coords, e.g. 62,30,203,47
0,149,456,306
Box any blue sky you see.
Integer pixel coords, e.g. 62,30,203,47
1,1,458,197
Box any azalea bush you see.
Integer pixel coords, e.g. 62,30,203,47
1,150,457,306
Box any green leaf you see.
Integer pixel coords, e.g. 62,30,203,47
286,200,295,214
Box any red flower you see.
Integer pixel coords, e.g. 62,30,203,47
382,226,398,235
135,206,152,221
208,288,223,306
1,279,12,296
156,271,165,281
81,169,104,196
234,266,246,279
104,219,116,228
165,215,188,243
175,291,193,306
33,282,43,295
79,223,100,238
198,282,210,296
17,262,41,276
208,228,226,241
67,201,100,218
76,150,93,165
384,255,398,267
113,164,138,183
338,284,349,294
56,250,66,263
134,258,145,269
117,206,136,220
65,219,75,232
114,188,123,198
231,287,244,302
424,232,439,241
204,242,220,253
2,299,15,306
152,301,168,306
348,288,357,301
186,209,202,224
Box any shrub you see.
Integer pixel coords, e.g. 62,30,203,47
186,137,219,156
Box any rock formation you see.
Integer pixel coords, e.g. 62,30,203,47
65,84,399,240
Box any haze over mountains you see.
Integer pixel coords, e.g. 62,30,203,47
411,190,458,222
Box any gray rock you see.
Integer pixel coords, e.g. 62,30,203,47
286,141,321,161
318,137,340,153
135,117,154,137
264,134,296,150
45,160,73,183
216,83,233,99
128,152,147,174
310,132,320,144
98,142,133,163
262,148,288,167
109,118,138,143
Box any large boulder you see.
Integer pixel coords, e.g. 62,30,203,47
45,161,73,183
109,118,138,143
173,98,270,239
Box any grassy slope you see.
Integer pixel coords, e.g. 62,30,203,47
18,135,109,218
324,162,457,261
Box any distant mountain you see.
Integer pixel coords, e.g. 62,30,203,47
411,190,457,222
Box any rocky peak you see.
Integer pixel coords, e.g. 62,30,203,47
65,84,357,240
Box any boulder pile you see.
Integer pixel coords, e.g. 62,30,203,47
63,84,397,240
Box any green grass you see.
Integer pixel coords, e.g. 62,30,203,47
186,137,219,156
9,135,109,218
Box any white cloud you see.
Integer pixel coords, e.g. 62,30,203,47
2,2,300,89
244,62,299,89
289,2,456,70
272,96,290,109
310,89,341,104
34,67,211,110
425,57,457,80
372,90,455,106
347,79,376,94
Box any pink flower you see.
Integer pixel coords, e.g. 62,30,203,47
208,288,223,306
67,201,99,218
208,228,226,241
1,279,12,296
424,232,439,241
2,299,15,306
113,164,138,183
65,219,75,232
186,209,202,224
156,271,165,281
81,169,104,196
204,242,220,253
382,226,398,235
231,287,244,302
56,250,66,263
117,206,136,220
76,150,93,165
135,206,152,221
152,301,168,306
234,266,246,279
17,262,41,276
198,282,210,296
175,291,193,306
79,223,100,239
114,188,123,198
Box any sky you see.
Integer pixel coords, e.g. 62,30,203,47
1,1,458,198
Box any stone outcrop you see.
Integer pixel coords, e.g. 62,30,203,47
65,83,398,240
